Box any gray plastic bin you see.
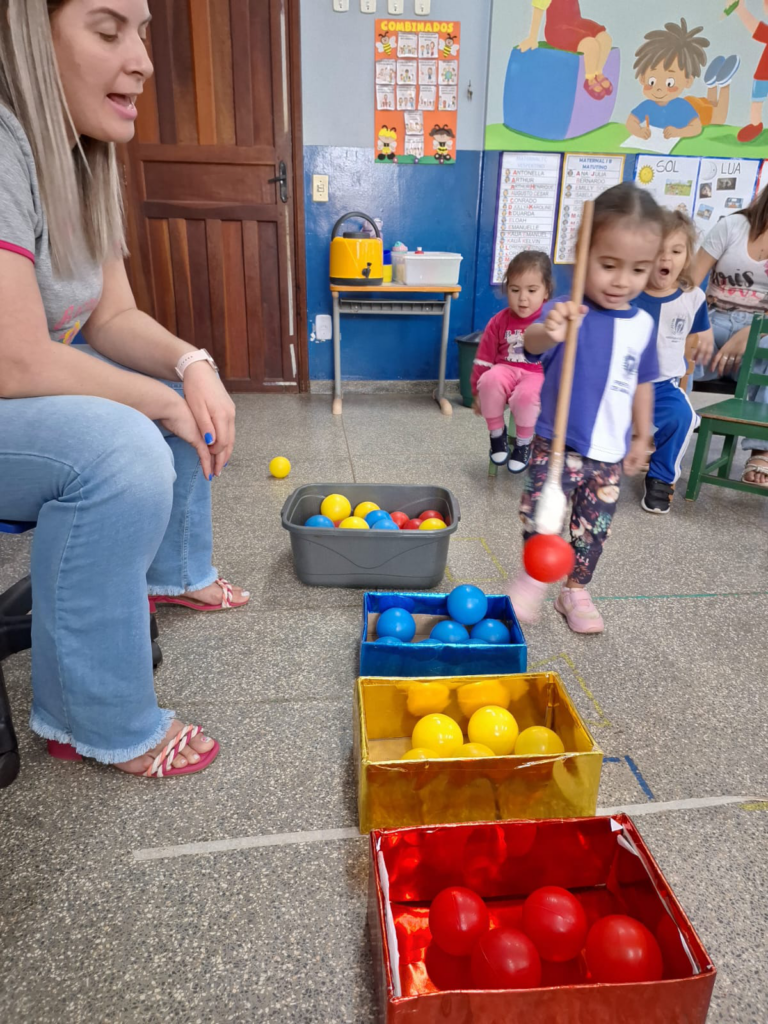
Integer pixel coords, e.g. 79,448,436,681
280,483,460,589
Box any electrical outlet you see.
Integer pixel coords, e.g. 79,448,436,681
332,0,349,11
312,174,329,203
360,0,376,11
388,0,404,13
414,0,431,13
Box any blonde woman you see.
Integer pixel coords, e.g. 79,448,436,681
0,0,248,776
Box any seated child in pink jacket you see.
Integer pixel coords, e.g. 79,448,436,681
472,251,553,472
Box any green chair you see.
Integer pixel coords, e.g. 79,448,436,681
685,313,768,500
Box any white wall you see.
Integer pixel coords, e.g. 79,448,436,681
300,0,492,150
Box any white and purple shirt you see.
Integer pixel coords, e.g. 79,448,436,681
527,297,658,463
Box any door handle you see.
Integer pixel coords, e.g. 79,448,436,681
268,161,288,204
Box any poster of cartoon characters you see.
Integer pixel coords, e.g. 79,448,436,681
486,1,768,156
374,19,460,165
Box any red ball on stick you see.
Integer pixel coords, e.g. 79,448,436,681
471,927,542,990
522,886,587,962
586,915,663,984
523,534,575,584
429,886,490,957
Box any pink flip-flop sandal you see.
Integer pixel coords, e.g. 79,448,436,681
149,577,249,613
48,724,220,778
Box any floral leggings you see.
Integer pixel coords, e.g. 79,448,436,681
520,435,622,585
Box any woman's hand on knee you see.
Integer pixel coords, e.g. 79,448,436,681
182,364,237,476
710,327,749,376
158,393,214,480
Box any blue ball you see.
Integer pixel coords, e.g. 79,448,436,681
470,619,511,645
465,637,486,644
446,584,488,626
305,514,334,528
372,518,400,531
374,636,401,645
377,607,416,642
430,619,470,644
366,509,392,526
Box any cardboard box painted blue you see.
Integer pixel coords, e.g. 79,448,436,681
360,592,527,678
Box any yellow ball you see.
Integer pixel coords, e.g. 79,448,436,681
455,742,495,758
401,747,439,761
406,682,450,717
338,516,369,529
419,518,447,530
467,706,519,756
354,500,380,519
412,713,463,757
320,493,352,521
515,726,565,757
457,679,510,719
269,456,291,479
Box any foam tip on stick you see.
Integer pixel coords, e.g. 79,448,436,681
534,199,594,536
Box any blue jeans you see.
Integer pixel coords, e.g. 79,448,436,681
695,307,768,451
0,350,217,763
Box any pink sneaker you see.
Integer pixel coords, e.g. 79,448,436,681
554,586,604,633
507,570,548,625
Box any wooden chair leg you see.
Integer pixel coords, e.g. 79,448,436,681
685,426,711,500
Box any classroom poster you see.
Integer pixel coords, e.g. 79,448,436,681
374,19,461,165
554,154,625,264
758,159,768,195
634,154,701,220
492,152,562,285
485,1,768,159
693,157,761,231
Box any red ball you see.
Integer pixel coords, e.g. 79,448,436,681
418,509,445,523
424,942,473,991
522,886,587,962
471,927,542,990
390,511,409,528
402,518,423,530
586,915,663,984
429,886,490,957
523,534,575,584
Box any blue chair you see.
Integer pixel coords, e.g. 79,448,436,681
0,519,162,787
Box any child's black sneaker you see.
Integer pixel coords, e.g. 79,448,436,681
489,432,509,465
508,440,531,474
642,475,674,514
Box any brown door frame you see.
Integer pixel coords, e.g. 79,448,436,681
122,0,308,393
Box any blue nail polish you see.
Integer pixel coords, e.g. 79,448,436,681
208,474,213,481
224,461,229,467
205,432,213,445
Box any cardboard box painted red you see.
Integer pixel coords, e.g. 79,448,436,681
369,815,715,1023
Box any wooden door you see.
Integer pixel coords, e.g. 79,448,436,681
122,0,306,392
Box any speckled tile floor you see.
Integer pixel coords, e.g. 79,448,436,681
1,392,766,1024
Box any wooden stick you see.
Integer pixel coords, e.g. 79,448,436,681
534,200,594,535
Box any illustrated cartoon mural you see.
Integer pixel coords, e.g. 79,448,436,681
486,0,768,156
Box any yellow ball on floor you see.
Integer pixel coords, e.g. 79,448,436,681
455,742,495,758
339,516,369,529
412,713,463,757
418,518,447,530
467,706,519,755
514,726,565,757
320,493,352,521
457,679,510,719
401,747,439,760
354,500,380,519
406,682,450,717
269,456,291,479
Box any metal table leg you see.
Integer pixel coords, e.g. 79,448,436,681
332,291,342,415
433,292,453,416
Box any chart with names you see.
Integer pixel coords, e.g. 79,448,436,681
492,153,562,285
554,154,625,265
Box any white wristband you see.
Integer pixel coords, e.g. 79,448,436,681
175,349,218,380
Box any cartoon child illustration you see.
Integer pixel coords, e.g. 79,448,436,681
377,125,398,162
517,0,614,100
627,19,739,140
429,124,455,163
732,0,768,141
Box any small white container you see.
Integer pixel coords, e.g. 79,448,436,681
401,251,463,286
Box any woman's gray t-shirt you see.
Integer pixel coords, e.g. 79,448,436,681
0,104,103,343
